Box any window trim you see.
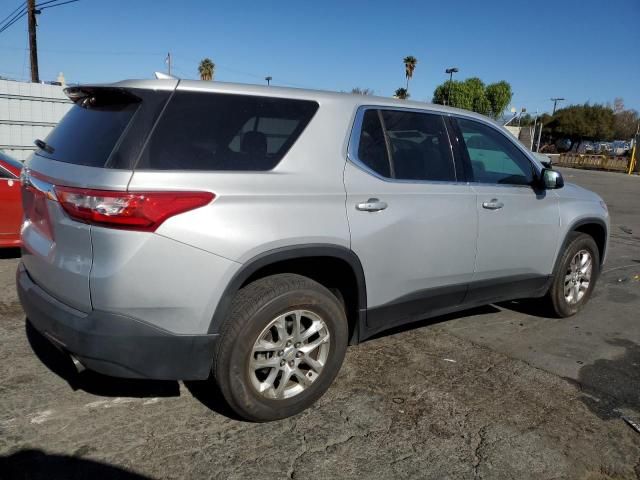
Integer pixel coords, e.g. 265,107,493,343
449,114,541,188
0,164,18,180
347,105,461,185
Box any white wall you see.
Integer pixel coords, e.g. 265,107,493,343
0,80,72,161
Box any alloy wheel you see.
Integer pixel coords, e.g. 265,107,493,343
249,310,331,399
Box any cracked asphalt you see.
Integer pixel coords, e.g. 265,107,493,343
1,168,639,479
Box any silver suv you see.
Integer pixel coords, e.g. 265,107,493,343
18,80,609,421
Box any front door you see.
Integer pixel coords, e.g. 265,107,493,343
344,108,478,334
453,116,560,302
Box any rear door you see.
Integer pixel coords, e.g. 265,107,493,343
21,81,175,312
452,116,560,301
344,107,477,333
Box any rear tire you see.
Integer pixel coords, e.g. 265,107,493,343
546,232,600,317
212,273,348,422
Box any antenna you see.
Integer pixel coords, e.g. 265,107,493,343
154,71,177,80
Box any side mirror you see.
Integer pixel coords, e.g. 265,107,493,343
541,168,564,189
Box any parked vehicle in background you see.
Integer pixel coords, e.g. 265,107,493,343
556,138,572,152
0,151,23,248
533,152,552,168
17,80,609,421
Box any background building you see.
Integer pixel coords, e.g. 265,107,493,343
0,79,72,161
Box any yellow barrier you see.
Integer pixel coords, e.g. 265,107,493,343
556,154,630,172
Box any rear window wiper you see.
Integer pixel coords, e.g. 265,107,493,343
35,139,55,154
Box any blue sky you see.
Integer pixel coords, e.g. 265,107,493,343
1,0,639,114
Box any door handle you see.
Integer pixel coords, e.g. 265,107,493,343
356,198,388,212
482,199,504,210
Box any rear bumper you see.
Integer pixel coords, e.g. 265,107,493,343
17,263,218,380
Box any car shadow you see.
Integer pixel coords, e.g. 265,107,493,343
0,449,152,480
364,304,502,342
0,247,21,259
23,297,555,422
25,320,240,419
26,321,179,399
571,338,640,420
183,379,244,421
496,298,554,318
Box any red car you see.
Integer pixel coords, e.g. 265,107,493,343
0,152,23,248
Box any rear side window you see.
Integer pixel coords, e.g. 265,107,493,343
354,108,456,182
137,92,319,170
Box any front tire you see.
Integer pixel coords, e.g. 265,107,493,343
213,273,348,422
546,232,600,317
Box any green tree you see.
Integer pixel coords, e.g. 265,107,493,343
403,56,418,92
485,81,512,120
465,77,492,116
614,109,639,139
610,99,639,140
544,104,616,150
351,87,374,95
432,77,504,117
198,58,215,81
394,87,409,100
433,80,472,109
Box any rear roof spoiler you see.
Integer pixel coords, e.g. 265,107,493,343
63,86,142,106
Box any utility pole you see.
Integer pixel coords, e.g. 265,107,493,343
27,0,39,83
445,67,458,106
531,110,538,151
551,97,564,115
265,76,272,86
536,122,543,152
166,52,172,76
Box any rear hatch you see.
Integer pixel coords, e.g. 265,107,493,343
21,80,176,312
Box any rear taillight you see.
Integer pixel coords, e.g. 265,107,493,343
54,187,214,232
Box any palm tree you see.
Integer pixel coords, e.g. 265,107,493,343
198,58,215,81
394,87,409,100
351,87,374,95
403,56,418,91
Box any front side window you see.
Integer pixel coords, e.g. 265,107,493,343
355,109,456,182
456,118,534,186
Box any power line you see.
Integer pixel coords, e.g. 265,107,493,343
35,0,68,7
0,7,26,34
1,44,162,55
0,11,26,34
38,0,81,11
0,2,25,26
0,0,84,34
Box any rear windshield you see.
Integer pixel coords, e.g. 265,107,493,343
136,91,319,171
37,90,140,167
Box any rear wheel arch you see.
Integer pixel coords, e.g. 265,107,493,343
208,245,367,344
